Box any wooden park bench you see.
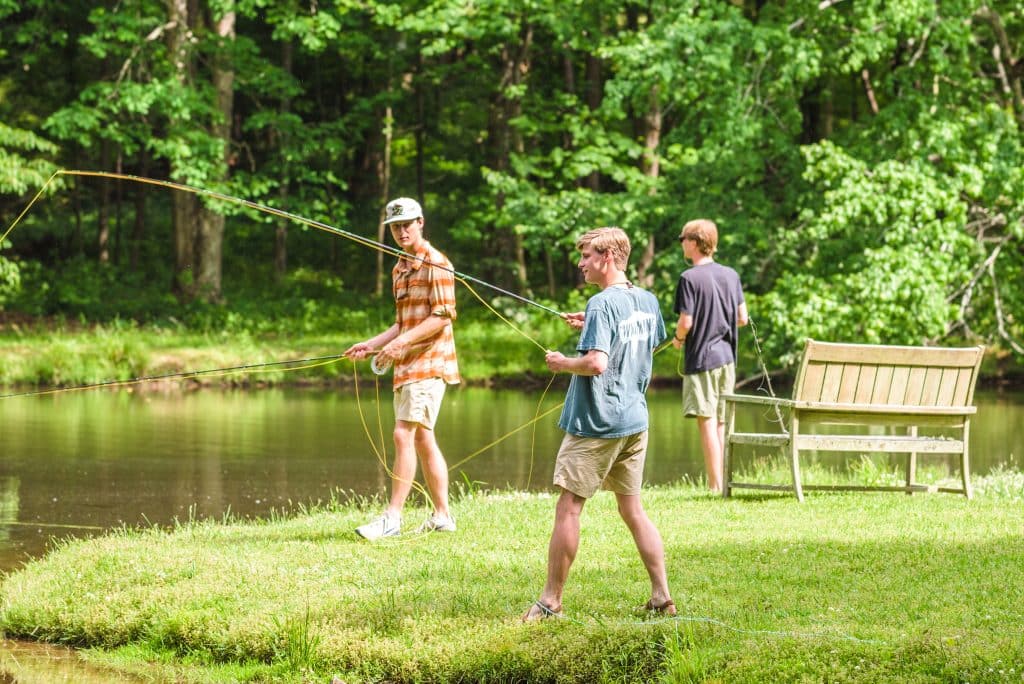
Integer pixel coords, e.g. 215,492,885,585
723,339,985,502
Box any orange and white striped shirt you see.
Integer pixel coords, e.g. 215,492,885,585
392,241,460,388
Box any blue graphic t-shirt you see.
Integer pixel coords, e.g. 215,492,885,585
558,285,667,438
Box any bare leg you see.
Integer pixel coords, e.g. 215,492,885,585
414,425,450,517
697,416,723,493
386,420,419,516
523,489,585,620
616,493,672,607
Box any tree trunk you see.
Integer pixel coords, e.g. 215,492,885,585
584,53,602,191
167,0,197,296
130,150,148,272
376,99,392,297
97,139,111,264
113,148,123,265
274,39,293,282
633,84,661,288
487,22,532,291
193,5,235,302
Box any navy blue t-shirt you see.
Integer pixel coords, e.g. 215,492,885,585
673,262,745,375
558,285,666,438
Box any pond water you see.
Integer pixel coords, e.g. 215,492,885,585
0,638,147,682
0,384,1021,574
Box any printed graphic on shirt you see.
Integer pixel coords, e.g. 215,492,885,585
617,310,658,354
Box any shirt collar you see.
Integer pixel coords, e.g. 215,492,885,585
397,240,431,272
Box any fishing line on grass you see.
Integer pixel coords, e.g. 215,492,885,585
638,613,889,645
535,609,888,646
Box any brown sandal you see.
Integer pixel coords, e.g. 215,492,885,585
522,599,563,622
642,599,677,616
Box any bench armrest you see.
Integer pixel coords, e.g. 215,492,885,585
722,393,795,409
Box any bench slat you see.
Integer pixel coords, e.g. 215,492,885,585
798,411,968,429
919,366,944,405
805,341,985,367
793,435,964,453
792,402,976,415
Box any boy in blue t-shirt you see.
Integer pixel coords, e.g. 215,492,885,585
522,227,675,621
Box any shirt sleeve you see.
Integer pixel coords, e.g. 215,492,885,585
428,259,458,320
675,274,695,315
577,298,612,354
673,275,688,314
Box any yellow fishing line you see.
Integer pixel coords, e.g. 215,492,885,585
457,279,549,353
349,359,433,505
446,400,563,473
5,170,557,354
0,170,61,246
0,170,589,511
525,374,560,486
0,520,105,530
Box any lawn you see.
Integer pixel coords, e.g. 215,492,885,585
2,471,1023,683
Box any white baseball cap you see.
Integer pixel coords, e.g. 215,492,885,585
383,197,424,225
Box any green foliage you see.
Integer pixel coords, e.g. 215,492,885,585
755,141,981,366
0,124,59,196
0,249,19,308
0,0,1022,374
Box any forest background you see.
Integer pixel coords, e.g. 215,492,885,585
1,0,1022,383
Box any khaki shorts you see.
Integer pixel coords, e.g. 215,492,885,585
394,378,447,429
553,431,649,498
683,364,736,422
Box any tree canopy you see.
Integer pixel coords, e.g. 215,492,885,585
1,0,1021,372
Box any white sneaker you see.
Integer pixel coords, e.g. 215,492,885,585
415,514,457,534
355,513,401,540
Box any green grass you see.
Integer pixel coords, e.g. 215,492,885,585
0,306,677,390
0,323,371,389
2,471,1023,683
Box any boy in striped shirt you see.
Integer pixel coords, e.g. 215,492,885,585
345,197,460,539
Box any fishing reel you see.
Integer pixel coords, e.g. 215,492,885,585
370,353,392,376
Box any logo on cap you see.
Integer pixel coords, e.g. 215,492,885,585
384,197,424,224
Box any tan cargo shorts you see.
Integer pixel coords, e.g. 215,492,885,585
394,377,447,429
553,431,649,498
683,363,735,422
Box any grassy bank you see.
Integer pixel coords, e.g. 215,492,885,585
1,470,1023,683
0,312,686,390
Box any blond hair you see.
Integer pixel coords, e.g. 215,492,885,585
576,227,631,270
680,219,718,256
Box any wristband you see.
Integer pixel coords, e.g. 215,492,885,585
674,334,684,341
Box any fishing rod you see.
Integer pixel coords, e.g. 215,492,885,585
39,170,565,318
0,353,348,399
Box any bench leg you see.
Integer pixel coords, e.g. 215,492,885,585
906,425,918,495
961,419,973,500
723,402,735,498
789,415,803,502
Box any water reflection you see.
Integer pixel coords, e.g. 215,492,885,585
0,386,1020,573
0,639,147,682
